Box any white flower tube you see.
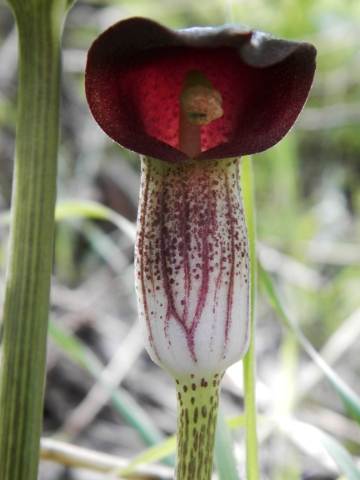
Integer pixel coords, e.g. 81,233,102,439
135,155,250,379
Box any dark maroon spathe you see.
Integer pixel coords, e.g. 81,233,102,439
85,17,316,163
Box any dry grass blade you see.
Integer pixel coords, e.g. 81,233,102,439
61,321,144,437
298,306,360,400
41,438,173,480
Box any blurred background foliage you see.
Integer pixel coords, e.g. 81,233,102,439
0,0,360,479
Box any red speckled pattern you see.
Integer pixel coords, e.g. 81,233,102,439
85,17,316,163
119,47,253,152
135,156,250,376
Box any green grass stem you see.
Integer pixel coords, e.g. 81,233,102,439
0,1,69,479
241,156,259,480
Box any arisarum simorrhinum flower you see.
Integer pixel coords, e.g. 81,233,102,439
85,17,316,480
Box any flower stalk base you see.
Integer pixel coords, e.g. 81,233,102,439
174,373,223,480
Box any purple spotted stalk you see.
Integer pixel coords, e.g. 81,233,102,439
85,17,316,480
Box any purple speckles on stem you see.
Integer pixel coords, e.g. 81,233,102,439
135,155,250,376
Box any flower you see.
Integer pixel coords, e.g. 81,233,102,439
85,17,316,380
85,17,316,163
86,18,316,480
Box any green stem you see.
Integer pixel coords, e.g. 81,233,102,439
242,156,259,480
0,2,67,479
174,373,222,480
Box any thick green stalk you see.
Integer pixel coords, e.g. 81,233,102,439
0,1,67,479
174,373,222,480
242,156,259,480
